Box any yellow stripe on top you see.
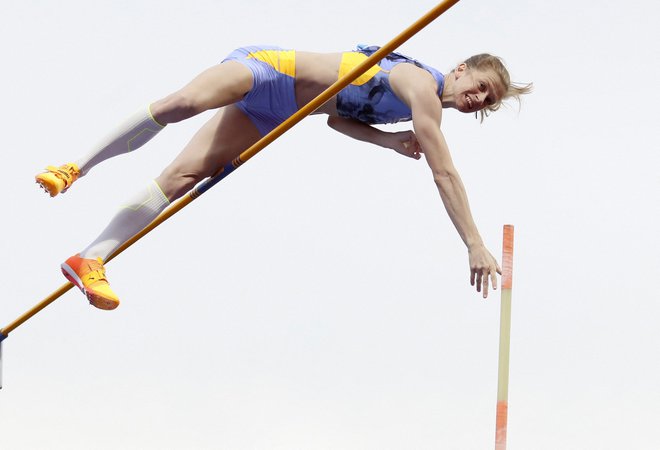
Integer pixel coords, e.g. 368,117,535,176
339,52,383,86
247,50,296,77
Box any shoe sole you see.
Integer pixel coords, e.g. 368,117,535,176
35,179,60,197
61,262,119,311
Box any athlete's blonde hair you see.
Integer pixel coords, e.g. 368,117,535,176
461,54,533,122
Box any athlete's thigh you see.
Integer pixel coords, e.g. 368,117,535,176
178,61,254,110
151,61,254,124
157,105,261,198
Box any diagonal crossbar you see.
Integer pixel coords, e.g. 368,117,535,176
0,0,461,388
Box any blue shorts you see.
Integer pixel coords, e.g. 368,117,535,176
222,45,299,136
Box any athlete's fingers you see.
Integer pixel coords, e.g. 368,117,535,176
475,270,483,292
490,269,498,292
482,269,489,298
402,138,422,159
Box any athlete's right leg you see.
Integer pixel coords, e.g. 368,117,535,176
150,60,253,124
36,60,254,197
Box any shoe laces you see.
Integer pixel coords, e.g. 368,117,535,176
84,258,109,284
44,166,68,181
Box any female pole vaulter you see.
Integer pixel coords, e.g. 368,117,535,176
36,45,531,310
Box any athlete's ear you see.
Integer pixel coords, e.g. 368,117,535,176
454,63,467,78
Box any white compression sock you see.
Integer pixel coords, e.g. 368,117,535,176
80,180,170,261
75,105,166,176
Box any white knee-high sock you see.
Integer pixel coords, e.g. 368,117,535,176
75,106,166,176
80,181,170,261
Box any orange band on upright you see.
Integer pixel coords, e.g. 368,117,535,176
495,400,508,449
501,225,514,289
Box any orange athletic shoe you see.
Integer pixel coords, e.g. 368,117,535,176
61,254,120,310
35,163,80,197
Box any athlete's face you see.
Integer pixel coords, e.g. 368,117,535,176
452,65,505,113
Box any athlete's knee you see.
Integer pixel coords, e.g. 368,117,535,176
151,93,203,124
155,166,204,200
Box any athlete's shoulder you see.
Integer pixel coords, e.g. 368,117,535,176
390,63,439,94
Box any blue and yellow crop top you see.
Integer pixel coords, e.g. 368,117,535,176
336,45,445,125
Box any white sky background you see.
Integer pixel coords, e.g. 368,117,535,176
1,0,659,449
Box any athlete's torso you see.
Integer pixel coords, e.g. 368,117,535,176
294,46,445,123
294,51,343,113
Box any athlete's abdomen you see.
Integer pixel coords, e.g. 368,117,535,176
294,51,343,114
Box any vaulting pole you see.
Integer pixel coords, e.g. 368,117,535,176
0,0,461,387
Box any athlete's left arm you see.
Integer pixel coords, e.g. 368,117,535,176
390,64,501,298
327,116,422,159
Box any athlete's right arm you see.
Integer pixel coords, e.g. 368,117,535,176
326,116,421,159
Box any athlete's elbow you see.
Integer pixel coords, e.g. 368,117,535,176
432,168,458,188
327,116,342,130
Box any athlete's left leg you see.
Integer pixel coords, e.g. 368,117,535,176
63,105,262,309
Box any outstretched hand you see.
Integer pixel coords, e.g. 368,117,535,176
468,244,502,298
388,130,422,160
